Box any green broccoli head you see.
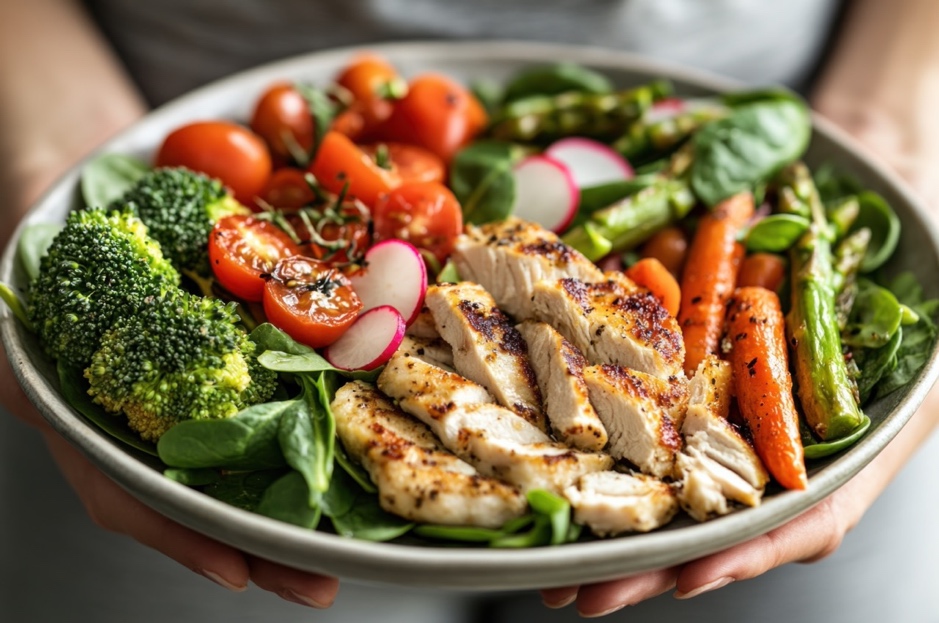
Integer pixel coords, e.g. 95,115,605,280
112,167,250,275
85,290,277,442
28,208,179,367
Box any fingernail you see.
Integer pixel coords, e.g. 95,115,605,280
201,570,247,593
543,593,577,609
674,576,734,600
280,588,330,609
580,603,626,618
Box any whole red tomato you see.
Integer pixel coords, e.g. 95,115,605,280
250,82,314,165
156,121,272,205
335,54,404,102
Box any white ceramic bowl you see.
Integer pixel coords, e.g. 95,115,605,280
3,41,938,591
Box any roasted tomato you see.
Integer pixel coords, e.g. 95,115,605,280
335,54,404,102
308,131,400,208
372,181,463,263
330,97,394,143
359,142,445,185
378,74,488,162
263,255,363,348
156,121,272,205
208,214,301,302
249,82,314,165
260,168,318,211
286,203,371,264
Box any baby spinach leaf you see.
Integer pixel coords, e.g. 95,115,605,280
744,214,810,253
249,323,317,356
814,162,863,204
256,471,323,529
57,361,158,456
334,442,377,493
802,415,872,459
157,399,291,470
843,279,903,349
80,153,149,208
855,327,902,403
691,99,811,207
163,468,220,486
278,375,334,505
322,468,412,541
202,470,285,512
17,222,62,283
852,191,900,273
450,140,523,225
877,300,939,398
502,62,613,103
258,350,336,373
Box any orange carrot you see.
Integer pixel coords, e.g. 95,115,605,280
677,192,754,376
726,287,807,490
640,226,688,278
625,257,681,317
738,253,787,293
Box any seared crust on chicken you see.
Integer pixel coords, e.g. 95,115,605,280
583,364,687,478
564,471,678,536
425,282,545,430
515,320,608,452
530,277,685,380
676,356,768,521
452,218,604,320
378,352,612,494
332,381,527,528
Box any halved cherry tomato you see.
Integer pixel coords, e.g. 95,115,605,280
372,181,463,263
263,256,363,348
286,203,372,264
260,168,318,211
308,131,400,208
208,215,301,302
378,74,488,162
156,121,272,205
335,54,403,102
330,97,394,143
250,82,314,165
360,142,445,185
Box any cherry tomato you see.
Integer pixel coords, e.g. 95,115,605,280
308,131,400,208
156,121,272,205
335,54,403,102
373,181,463,263
263,256,363,348
286,203,372,264
378,74,488,162
360,142,445,185
330,97,394,143
250,82,314,165
208,215,301,302
260,168,318,211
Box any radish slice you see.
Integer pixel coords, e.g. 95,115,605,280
511,155,579,233
349,239,427,326
544,137,633,188
324,305,405,371
645,97,686,122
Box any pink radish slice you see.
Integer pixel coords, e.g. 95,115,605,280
544,137,633,188
511,155,579,233
324,305,405,371
349,239,427,326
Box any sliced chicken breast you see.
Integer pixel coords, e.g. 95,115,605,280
332,381,527,528
583,364,687,478
452,217,604,319
378,352,612,494
405,305,439,339
564,471,678,536
515,320,608,452
530,277,685,380
397,334,455,371
425,282,545,431
676,356,769,521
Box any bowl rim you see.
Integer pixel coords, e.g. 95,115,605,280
3,39,938,590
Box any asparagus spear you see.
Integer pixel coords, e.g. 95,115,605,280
782,162,865,441
612,99,729,162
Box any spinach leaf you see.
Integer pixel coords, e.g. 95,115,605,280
744,214,810,253
450,140,523,225
322,469,412,541
802,415,872,459
691,99,811,207
80,153,149,208
853,191,900,273
163,468,220,486
17,222,62,283
843,279,903,348
256,471,323,529
855,327,902,403
814,162,863,204
57,361,158,456
436,259,461,284
202,470,285,512
249,323,317,356
278,375,334,504
334,442,377,493
470,79,504,116
257,350,336,373
156,399,291,470
502,62,613,103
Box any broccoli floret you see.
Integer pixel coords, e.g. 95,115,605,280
28,208,179,367
112,167,250,275
85,290,277,442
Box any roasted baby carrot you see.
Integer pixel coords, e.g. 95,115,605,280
625,257,681,316
726,286,807,490
677,192,754,376
737,252,787,293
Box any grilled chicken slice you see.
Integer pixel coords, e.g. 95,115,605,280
452,217,604,319
583,364,687,478
676,356,769,521
515,321,608,452
425,282,545,431
530,277,685,380
405,305,439,339
378,352,612,494
332,381,527,528
564,471,678,536
397,335,455,371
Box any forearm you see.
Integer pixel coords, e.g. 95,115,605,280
0,0,146,248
